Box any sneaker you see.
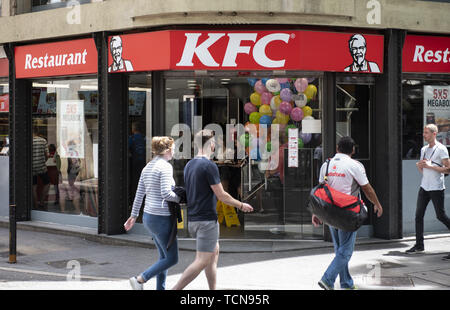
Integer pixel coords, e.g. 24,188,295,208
318,279,334,290
405,245,424,254
129,276,144,290
442,253,450,261
343,285,358,290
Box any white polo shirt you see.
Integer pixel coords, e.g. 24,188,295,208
420,141,449,191
319,153,369,197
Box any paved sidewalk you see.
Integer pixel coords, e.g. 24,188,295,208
0,225,449,290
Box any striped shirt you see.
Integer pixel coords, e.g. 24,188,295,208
32,136,48,176
131,156,180,217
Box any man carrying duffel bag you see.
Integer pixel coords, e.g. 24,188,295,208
312,136,383,290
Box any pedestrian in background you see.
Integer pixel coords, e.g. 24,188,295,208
124,136,181,290
406,124,450,261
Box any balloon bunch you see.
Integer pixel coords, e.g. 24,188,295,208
242,77,318,158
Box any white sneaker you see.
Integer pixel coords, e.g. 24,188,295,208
129,277,144,290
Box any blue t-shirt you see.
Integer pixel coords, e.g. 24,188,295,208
184,156,221,221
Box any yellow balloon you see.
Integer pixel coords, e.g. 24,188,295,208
259,104,272,116
304,85,317,100
272,118,281,124
275,111,290,124
250,92,261,106
302,106,313,117
270,95,282,111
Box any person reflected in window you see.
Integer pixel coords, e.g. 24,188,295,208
59,156,81,214
32,126,50,210
128,122,146,206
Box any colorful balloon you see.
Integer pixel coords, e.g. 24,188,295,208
293,93,308,108
250,92,261,106
285,124,297,136
300,132,312,144
265,79,281,93
270,95,282,111
304,84,318,101
302,106,313,117
259,115,272,125
279,101,293,115
259,104,272,116
244,102,258,115
249,111,262,124
276,78,289,84
290,107,304,122
254,80,267,94
260,92,273,105
280,88,293,102
247,78,258,87
294,78,308,93
239,133,251,147
298,138,304,149
276,111,290,124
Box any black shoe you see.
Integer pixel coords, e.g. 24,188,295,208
442,253,450,261
405,245,424,254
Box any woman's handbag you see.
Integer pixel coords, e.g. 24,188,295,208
308,159,368,232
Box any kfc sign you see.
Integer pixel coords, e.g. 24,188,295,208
15,38,98,78
108,30,384,73
403,35,450,73
176,33,290,68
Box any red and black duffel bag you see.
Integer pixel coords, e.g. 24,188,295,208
308,159,368,232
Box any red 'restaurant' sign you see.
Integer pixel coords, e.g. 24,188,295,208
403,35,450,73
15,38,98,78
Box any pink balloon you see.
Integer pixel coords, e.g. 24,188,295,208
260,92,273,105
279,101,293,115
276,78,289,84
244,102,258,115
294,78,308,93
254,80,267,94
290,107,304,122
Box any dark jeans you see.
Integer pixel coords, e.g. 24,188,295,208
416,187,450,247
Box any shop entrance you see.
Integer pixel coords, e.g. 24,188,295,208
165,72,324,240
335,79,375,230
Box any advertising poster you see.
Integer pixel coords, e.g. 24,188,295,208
58,100,84,158
0,94,8,112
424,86,450,147
288,128,299,168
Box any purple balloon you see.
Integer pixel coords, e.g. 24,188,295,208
294,78,308,93
244,102,258,115
280,88,292,102
279,101,293,115
290,107,304,122
300,132,312,144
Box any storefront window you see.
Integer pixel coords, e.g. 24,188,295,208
0,81,8,150
32,0,93,12
402,77,450,159
165,72,323,239
31,78,98,217
128,74,152,224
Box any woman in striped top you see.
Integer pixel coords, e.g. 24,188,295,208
124,136,180,290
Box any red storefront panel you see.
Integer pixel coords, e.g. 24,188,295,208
15,38,98,78
403,35,450,73
109,30,384,73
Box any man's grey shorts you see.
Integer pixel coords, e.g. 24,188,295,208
188,220,219,253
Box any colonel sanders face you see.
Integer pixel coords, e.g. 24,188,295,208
349,35,367,67
110,36,123,64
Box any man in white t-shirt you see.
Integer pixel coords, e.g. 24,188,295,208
406,124,450,260
312,136,383,290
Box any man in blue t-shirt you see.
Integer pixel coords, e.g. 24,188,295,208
172,129,253,290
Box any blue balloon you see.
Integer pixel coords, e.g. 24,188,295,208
247,78,258,87
261,78,270,85
280,82,291,90
259,115,272,125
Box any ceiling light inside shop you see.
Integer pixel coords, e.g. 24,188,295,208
220,78,231,81
80,85,98,90
129,87,151,92
32,83,70,89
187,80,197,83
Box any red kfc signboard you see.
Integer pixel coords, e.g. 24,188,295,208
15,38,98,78
403,35,450,73
108,30,384,73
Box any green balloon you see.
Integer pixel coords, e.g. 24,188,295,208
298,138,304,149
239,133,251,147
285,124,297,136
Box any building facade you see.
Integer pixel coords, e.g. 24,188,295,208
1,0,450,241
